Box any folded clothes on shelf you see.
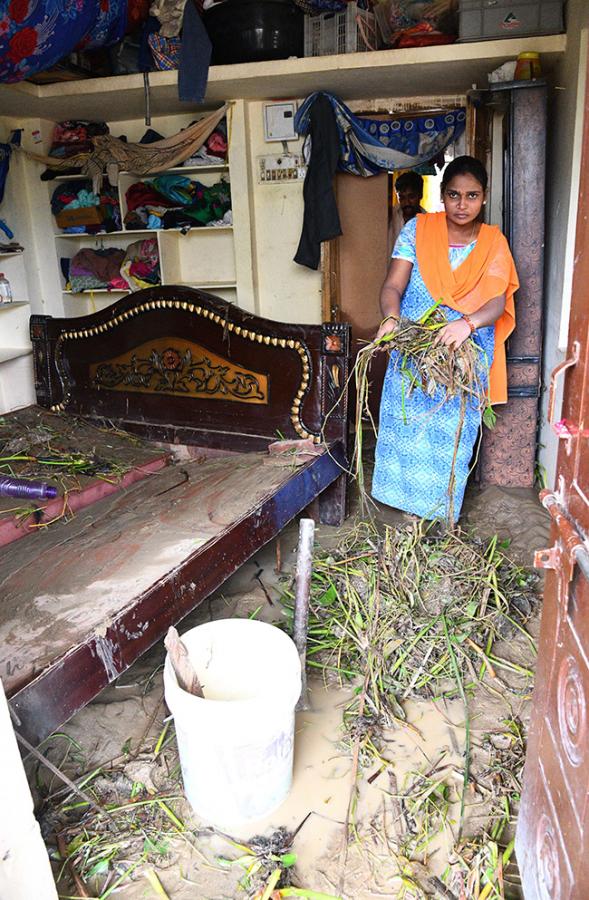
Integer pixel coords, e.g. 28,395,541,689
65,239,160,293
124,175,231,229
52,180,121,234
120,238,160,291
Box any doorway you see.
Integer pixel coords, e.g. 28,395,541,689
332,114,467,419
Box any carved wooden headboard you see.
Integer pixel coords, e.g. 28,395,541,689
30,286,351,454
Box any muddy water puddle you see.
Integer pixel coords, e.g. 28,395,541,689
45,489,546,898
88,675,486,899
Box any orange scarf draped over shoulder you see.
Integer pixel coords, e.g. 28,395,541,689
415,211,519,405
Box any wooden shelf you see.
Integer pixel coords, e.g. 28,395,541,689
55,229,154,240
63,283,236,294
0,301,29,310
190,281,237,289
52,163,229,183
55,226,233,239
121,164,229,176
0,35,566,120
62,289,132,295
0,347,32,363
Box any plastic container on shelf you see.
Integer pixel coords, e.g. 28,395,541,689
204,0,304,64
0,273,13,304
514,50,542,79
304,2,379,56
458,0,563,42
164,618,301,828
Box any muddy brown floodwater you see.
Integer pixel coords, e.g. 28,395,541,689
36,483,548,899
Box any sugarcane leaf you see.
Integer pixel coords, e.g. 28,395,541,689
483,405,497,429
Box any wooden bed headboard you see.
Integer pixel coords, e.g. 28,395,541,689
30,286,351,455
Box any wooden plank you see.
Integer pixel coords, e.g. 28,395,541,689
3,444,345,745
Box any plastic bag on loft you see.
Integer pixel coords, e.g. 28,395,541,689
0,0,127,84
374,0,458,48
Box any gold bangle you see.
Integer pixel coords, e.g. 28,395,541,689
380,314,398,328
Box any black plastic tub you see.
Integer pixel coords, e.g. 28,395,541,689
204,0,304,65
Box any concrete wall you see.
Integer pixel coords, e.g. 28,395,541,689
0,681,58,900
539,0,589,487
243,100,322,323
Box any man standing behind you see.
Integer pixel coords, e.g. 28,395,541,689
388,170,425,253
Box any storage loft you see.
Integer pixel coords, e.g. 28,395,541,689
0,34,566,119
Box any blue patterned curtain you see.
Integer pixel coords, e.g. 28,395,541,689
0,1,127,84
295,91,466,176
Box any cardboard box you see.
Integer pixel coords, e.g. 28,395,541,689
55,205,104,229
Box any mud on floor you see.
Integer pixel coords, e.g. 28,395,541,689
30,485,549,900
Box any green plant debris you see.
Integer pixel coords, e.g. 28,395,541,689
0,413,137,528
283,520,537,725
35,730,187,898
280,518,536,897
351,307,493,507
217,824,342,900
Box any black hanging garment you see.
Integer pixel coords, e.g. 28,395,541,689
294,93,342,270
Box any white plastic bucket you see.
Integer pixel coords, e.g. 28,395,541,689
164,618,301,827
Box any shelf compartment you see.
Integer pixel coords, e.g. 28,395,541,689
55,226,233,239
158,228,235,286
118,168,230,228
0,301,30,310
51,164,229,184
0,347,32,364
62,289,132,295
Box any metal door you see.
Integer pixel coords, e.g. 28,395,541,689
516,57,589,898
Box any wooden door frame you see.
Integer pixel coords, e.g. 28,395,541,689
515,53,589,899
321,99,472,323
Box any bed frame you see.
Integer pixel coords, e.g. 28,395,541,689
2,286,350,745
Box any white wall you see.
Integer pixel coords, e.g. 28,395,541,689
1,118,65,319
244,100,322,323
0,681,58,900
539,0,589,487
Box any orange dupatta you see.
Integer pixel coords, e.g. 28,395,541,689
415,211,519,405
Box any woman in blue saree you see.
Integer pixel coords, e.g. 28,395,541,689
372,156,519,522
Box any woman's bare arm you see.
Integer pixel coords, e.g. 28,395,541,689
375,258,413,339
435,294,506,350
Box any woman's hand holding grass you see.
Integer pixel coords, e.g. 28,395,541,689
375,315,399,342
434,317,472,351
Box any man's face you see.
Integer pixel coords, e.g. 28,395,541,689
397,187,422,221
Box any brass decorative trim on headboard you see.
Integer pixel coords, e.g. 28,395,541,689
51,297,318,441
90,338,268,404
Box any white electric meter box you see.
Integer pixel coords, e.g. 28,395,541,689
263,102,298,142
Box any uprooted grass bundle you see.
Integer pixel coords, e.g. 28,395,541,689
35,726,187,898
283,520,537,749
282,521,535,895
352,303,493,506
218,821,341,899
